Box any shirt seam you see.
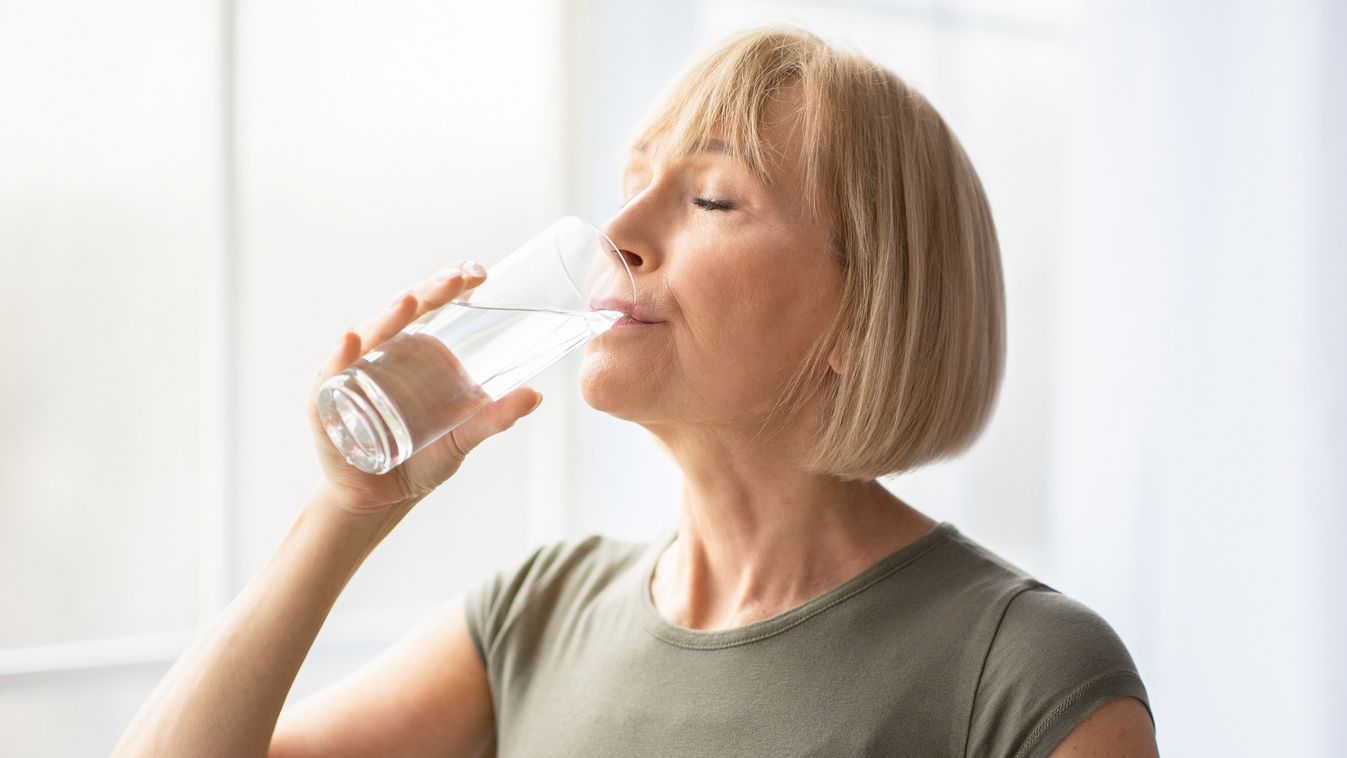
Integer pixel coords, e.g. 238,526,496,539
480,541,559,663
486,537,643,662
641,526,955,650
1011,669,1147,758
962,581,1045,758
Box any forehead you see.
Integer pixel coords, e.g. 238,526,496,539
639,82,807,170
622,81,825,223
633,136,732,158
623,137,742,175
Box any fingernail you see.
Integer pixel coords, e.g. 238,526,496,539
464,260,487,277
389,291,409,308
433,265,461,281
527,392,543,413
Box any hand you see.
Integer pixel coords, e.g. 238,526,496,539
307,260,544,513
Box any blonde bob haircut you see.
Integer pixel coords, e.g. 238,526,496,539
627,25,1005,481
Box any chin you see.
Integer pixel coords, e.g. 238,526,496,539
579,348,651,420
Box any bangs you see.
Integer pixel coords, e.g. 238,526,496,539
625,26,835,222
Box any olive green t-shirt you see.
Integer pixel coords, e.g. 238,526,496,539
464,522,1153,757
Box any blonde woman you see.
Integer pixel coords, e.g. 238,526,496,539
117,26,1157,758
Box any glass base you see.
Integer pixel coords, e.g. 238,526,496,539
316,371,408,475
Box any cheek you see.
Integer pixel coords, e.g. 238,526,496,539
680,260,824,383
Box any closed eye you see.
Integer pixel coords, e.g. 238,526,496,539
693,197,735,211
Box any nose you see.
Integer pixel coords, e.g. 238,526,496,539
601,189,666,276
617,247,643,270
601,219,649,275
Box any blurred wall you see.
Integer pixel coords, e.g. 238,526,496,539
0,1,577,753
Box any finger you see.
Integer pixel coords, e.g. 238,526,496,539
352,292,421,356
409,259,488,319
445,386,543,460
355,261,481,351
322,330,360,376
307,329,360,412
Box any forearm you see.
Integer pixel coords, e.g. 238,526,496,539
113,483,417,758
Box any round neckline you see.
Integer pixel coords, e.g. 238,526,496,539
636,521,956,650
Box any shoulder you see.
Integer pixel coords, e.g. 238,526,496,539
967,584,1154,758
936,528,1145,682
462,533,650,664
477,533,641,599
992,587,1143,683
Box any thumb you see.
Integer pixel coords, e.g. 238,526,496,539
446,386,544,459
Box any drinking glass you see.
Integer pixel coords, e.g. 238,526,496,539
316,216,633,474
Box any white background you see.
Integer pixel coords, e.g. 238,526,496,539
1,1,1342,755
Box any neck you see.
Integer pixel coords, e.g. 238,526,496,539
646,425,935,631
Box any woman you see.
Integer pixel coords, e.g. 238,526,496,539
117,26,1157,757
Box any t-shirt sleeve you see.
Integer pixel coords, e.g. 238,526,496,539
462,542,550,668
966,586,1154,758
461,535,614,669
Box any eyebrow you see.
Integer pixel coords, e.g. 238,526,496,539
631,138,735,159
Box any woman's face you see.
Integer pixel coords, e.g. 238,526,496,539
580,94,843,436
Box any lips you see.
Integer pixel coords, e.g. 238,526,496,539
589,296,662,324
611,313,658,328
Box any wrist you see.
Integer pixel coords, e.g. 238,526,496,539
301,481,422,560
309,478,423,516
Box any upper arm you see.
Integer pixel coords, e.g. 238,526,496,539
269,594,495,758
1047,696,1158,758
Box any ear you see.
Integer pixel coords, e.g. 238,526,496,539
828,330,852,375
